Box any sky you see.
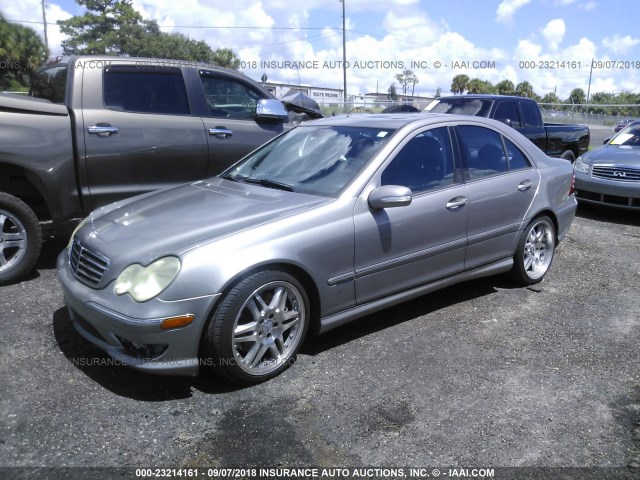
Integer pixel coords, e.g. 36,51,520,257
2,0,640,100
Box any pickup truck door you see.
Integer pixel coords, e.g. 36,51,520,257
80,66,209,210
516,100,547,152
197,71,287,175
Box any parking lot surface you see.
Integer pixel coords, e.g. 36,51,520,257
1,161,639,479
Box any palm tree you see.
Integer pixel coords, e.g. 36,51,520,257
451,74,469,95
496,79,515,96
0,13,48,89
515,81,535,98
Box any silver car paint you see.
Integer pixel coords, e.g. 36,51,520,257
57,114,577,376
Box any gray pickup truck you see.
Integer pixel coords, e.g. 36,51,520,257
0,56,291,284
425,95,590,162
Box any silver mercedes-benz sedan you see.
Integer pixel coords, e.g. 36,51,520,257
57,114,577,384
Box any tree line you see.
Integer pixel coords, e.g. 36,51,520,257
1,0,240,90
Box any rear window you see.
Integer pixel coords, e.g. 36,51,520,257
30,65,68,104
103,67,190,115
425,98,492,117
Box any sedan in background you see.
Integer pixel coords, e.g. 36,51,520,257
613,119,636,133
574,121,640,210
57,114,577,385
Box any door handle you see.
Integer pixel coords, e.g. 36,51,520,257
88,124,119,137
518,180,533,191
446,196,468,210
209,127,233,139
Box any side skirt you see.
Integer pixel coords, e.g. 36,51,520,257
317,257,514,334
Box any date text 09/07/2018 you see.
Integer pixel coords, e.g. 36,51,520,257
519,60,640,69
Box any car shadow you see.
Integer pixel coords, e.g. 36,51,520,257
52,307,242,401
576,203,640,227
301,277,505,356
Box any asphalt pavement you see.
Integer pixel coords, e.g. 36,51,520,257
0,128,639,480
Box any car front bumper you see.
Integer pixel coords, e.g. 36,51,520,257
574,171,640,210
57,251,220,376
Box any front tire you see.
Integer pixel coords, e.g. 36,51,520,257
511,216,556,285
0,193,42,285
202,270,309,385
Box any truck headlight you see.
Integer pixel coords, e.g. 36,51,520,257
114,257,181,302
573,156,590,174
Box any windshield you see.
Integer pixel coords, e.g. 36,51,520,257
610,123,640,146
425,98,492,117
222,125,395,197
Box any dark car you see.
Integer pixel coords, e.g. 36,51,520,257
425,95,590,161
613,119,636,133
574,121,640,209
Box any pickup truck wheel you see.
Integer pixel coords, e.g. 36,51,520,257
202,270,309,385
511,216,556,286
0,193,42,285
560,150,575,162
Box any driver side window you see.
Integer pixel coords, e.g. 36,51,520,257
381,127,455,194
200,74,261,120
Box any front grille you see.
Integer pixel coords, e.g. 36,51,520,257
69,238,110,287
592,165,640,182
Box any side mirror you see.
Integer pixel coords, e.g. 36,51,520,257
603,138,610,145
497,118,512,127
256,99,288,121
368,185,412,210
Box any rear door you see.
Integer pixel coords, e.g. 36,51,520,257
454,124,539,269
353,126,469,304
81,65,209,209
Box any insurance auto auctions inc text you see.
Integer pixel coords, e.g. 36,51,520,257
239,60,496,70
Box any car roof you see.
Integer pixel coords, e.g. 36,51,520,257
304,112,484,129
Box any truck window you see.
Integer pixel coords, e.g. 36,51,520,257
493,101,521,127
200,74,262,120
519,101,542,128
30,65,67,104
425,98,492,117
103,67,190,115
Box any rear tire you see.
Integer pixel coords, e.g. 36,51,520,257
511,216,556,285
560,150,575,163
0,193,42,285
202,270,309,385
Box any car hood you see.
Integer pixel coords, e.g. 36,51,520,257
584,145,640,166
76,179,330,264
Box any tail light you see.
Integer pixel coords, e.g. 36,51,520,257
569,172,576,196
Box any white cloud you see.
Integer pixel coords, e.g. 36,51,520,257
496,0,532,24
1,0,72,56
602,34,640,55
541,19,565,50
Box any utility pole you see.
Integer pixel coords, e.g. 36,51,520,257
340,0,347,108
41,0,49,51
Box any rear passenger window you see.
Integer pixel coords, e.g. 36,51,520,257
381,127,455,194
494,101,521,127
504,138,531,170
457,125,508,180
519,101,541,128
103,67,190,115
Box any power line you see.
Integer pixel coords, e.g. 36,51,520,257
5,18,339,30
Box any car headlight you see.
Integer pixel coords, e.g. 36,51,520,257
114,257,181,302
573,156,590,174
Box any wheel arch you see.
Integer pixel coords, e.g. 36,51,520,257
204,261,323,338
0,163,52,221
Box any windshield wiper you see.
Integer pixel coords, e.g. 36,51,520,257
234,175,295,192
